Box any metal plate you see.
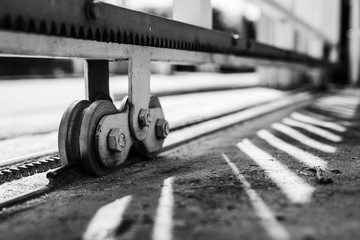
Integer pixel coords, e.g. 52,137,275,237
134,96,166,159
95,99,133,167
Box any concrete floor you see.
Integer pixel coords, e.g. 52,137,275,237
0,88,359,240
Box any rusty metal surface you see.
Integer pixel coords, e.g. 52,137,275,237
0,0,331,68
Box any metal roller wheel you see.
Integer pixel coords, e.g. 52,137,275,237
134,96,169,159
79,100,118,176
58,100,91,166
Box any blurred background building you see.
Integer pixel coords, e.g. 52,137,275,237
1,0,359,89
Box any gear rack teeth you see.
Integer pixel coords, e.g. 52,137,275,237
128,32,134,44
95,28,101,41
102,29,108,42
87,27,94,40
109,30,116,42
135,34,139,45
49,21,58,35
39,19,48,34
15,16,25,31
0,173,6,184
140,35,145,46
69,24,77,38
78,26,85,39
9,167,22,180
0,6,223,52
123,32,128,44
3,14,12,29
25,18,35,32
0,155,63,185
116,30,121,43
60,23,68,37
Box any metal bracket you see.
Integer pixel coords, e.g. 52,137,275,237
134,96,167,159
95,109,133,167
84,60,112,102
128,49,151,141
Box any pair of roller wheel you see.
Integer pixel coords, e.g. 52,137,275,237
58,96,166,176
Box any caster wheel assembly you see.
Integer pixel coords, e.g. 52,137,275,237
58,96,169,176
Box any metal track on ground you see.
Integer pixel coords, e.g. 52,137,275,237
0,155,62,183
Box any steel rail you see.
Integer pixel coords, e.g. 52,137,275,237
0,148,58,168
0,0,332,68
249,0,335,46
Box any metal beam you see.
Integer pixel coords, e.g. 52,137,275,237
0,30,332,70
0,0,332,67
0,0,244,55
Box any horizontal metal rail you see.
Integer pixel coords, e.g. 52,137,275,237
0,30,325,70
249,0,334,46
0,0,333,69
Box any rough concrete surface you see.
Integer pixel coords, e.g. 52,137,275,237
0,89,360,240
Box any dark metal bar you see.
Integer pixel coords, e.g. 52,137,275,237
84,60,111,102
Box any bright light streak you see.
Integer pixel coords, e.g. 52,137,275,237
222,153,291,240
237,139,315,204
153,177,175,240
83,196,132,240
290,112,346,133
284,117,343,142
257,130,328,169
272,123,337,153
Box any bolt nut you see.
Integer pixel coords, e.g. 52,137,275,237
107,128,126,152
138,109,152,126
156,119,170,138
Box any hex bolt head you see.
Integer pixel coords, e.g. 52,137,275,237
107,128,126,152
156,119,170,138
138,109,152,126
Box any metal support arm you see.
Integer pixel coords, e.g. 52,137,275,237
84,60,111,102
128,49,151,141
